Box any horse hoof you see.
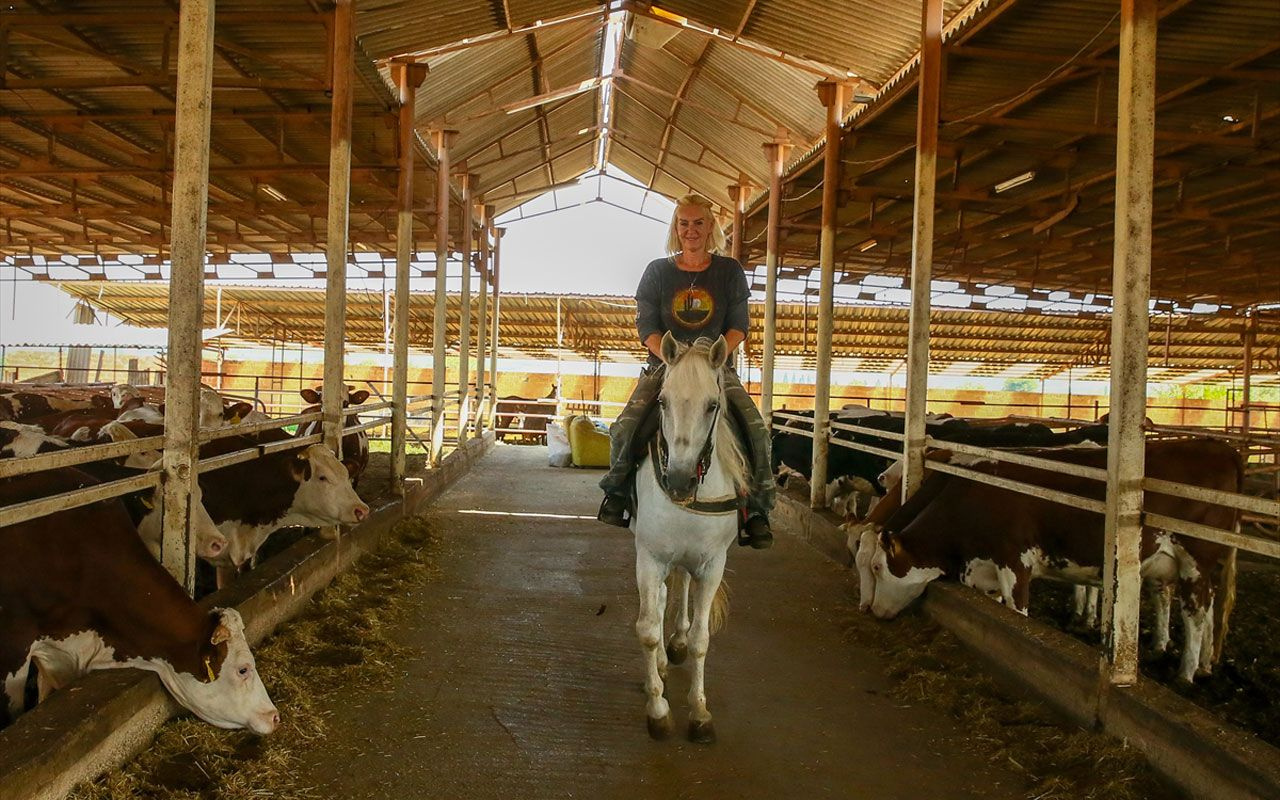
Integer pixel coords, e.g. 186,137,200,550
665,642,688,665
688,719,716,744
647,714,673,741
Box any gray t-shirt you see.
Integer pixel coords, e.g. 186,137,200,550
635,254,750,365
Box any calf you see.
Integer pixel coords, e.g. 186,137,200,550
0,421,71,458
297,387,371,488
0,468,277,733
860,439,1240,683
198,432,370,574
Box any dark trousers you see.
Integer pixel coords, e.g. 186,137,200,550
599,366,775,517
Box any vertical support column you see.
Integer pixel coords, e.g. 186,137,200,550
811,80,845,509
902,0,943,501
161,0,214,591
1241,311,1255,434
760,135,790,421
391,61,427,492
1102,0,1157,687
457,172,474,444
322,0,355,456
728,179,749,264
489,227,504,426
430,129,457,465
474,203,490,432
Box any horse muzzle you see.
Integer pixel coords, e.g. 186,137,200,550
664,468,698,502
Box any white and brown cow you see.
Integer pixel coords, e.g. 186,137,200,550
198,432,370,577
856,439,1241,683
0,467,277,733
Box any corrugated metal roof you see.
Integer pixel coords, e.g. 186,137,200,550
55,283,1280,384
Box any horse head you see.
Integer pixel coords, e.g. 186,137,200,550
657,332,728,502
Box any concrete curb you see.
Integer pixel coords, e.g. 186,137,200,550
0,433,494,800
772,493,1280,800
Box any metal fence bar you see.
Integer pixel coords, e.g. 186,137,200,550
923,437,1109,482
197,411,321,442
0,435,166,478
829,436,901,462
1143,477,1280,517
828,421,906,442
1145,512,1280,559
925,459,1108,515
0,471,160,528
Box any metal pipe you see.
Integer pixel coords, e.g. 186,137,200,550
902,0,943,501
457,173,474,443
475,203,490,432
160,0,214,592
1101,0,1157,687
431,129,456,464
760,136,789,421
811,80,845,509
391,62,426,491
489,227,504,426
322,0,355,457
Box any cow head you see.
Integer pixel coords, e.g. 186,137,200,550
111,383,143,409
134,474,229,564
299,386,370,417
159,608,278,735
98,420,164,470
867,531,942,619
289,444,370,526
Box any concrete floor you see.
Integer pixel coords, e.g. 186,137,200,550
294,445,1023,799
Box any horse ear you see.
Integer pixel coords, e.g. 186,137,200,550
708,335,728,368
659,331,680,365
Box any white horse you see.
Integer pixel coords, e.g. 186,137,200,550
632,333,748,743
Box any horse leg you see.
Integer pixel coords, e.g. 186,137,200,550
635,552,672,739
665,570,690,666
686,557,727,744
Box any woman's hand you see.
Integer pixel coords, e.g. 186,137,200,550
723,329,745,352
645,333,664,359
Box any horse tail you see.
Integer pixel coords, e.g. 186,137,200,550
709,579,730,636
1213,546,1237,665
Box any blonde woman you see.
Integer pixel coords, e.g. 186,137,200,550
597,194,775,549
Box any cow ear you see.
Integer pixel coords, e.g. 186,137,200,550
708,335,728,368
659,331,680,365
349,390,370,405
227,402,252,422
292,449,313,481
91,395,112,409
299,388,321,405
121,395,145,412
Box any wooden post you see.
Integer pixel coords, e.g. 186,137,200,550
728,179,749,264
1241,311,1255,434
474,203,490,432
391,61,427,493
902,0,943,501
489,226,504,426
811,80,845,509
761,135,790,421
1102,0,1157,687
160,0,214,592
322,0,355,457
457,172,474,444
430,129,456,465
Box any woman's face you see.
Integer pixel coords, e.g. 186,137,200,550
675,205,710,254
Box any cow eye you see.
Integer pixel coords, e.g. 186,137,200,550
318,474,328,482
238,666,250,677
872,563,881,573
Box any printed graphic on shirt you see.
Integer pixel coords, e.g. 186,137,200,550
672,286,715,328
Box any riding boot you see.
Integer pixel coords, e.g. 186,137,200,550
722,369,775,550
598,366,664,526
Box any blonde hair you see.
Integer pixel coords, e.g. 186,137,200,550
666,194,726,256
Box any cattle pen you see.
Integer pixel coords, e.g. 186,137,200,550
1,0,1279,799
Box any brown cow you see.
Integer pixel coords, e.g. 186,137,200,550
858,439,1240,683
0,467,277,733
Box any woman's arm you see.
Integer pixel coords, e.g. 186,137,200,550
723,261,750,353
635,261,664,350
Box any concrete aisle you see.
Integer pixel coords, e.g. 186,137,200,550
295,445,1022,800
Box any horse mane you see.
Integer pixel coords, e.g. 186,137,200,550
667,338,750,494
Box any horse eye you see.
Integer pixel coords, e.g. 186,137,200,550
706,402,718,413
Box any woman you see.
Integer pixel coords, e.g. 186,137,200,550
597,194,775,549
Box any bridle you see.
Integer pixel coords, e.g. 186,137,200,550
647,368,739,515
